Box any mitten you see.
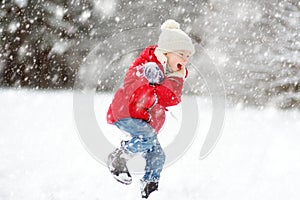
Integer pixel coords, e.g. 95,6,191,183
143,62,164,84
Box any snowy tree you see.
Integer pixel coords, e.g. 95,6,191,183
0,0,95,89
0,0,299,109
190,0,300,108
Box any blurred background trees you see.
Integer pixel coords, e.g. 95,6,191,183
0,0,299,108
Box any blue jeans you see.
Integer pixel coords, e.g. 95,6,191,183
114,118,166,182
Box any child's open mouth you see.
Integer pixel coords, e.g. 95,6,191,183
177,63,182,70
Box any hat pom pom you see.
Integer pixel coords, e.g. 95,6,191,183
161,19,180,30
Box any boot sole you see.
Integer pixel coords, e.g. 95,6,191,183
107,158,132,185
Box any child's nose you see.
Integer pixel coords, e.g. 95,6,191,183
182,59,188,65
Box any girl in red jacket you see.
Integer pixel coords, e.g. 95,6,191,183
107,19,195,199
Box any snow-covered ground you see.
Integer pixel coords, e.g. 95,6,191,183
1,89,300,200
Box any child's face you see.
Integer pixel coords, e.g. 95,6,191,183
165,50,191,72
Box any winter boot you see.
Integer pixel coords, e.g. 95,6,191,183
140,179,159,199
107,148,133,185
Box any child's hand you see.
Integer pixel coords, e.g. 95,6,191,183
143,62,164,84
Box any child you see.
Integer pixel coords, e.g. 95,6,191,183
106,19,195,198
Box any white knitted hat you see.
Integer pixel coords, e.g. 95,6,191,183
157,19,195,55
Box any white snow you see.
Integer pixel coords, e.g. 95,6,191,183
50,42,72,55
14,0,28,8
1,89,300,200
93,0,117,17
79,10,92,22
8,22,20,34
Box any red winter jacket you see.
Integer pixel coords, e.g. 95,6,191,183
107,45,187,133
